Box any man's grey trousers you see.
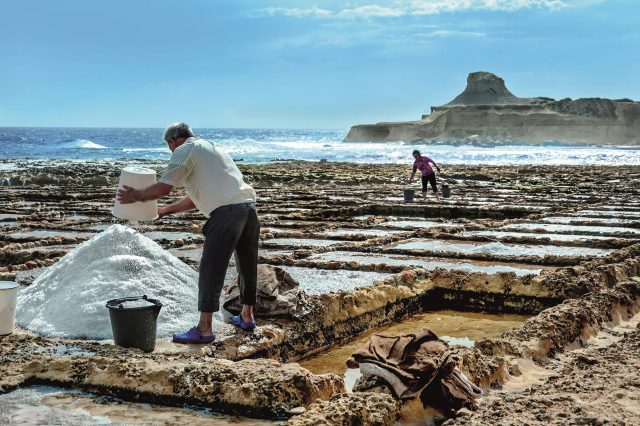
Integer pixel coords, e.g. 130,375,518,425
198,202,259,312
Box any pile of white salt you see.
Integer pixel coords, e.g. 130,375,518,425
16,224,201,339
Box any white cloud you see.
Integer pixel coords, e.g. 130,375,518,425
337,5,406,18
254,0,568,19
426,30,486,37
259,6,332,18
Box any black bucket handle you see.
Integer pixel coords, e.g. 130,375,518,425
106,295,162,313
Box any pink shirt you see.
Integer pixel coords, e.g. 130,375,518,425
412,155,438,176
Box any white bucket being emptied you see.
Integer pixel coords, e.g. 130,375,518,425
0,281,18,336
112,166,159,221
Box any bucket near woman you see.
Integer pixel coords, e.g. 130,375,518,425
442,184,451,198
106,295,162,352
403,188,415,202
0,281,19,336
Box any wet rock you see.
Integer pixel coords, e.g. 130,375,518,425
286,392,398,426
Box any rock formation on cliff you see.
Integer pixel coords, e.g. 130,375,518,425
344,71,640,145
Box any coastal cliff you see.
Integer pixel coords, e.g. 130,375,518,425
344,72,640,145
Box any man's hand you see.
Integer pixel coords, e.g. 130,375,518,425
157,206,171,219
117,185,138,204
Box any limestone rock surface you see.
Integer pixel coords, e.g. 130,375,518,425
344,71,640,145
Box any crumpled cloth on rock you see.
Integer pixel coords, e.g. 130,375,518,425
347,329,482,412
223,264,313,319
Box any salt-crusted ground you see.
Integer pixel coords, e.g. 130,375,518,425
1,160,640,424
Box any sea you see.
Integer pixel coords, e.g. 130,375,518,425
1,127,639,166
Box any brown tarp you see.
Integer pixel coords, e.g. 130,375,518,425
222,264,314,319
348,329,482,412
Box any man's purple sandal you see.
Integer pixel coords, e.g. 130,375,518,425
172,327,215,344
231,315,256,331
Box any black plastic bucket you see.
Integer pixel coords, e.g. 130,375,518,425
403,188,415,202
106,295,162,352
441,184,451,198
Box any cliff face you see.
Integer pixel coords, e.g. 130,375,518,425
344,72,640,145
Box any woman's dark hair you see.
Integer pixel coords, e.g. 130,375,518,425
412,149,421,156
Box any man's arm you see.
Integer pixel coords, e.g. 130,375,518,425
117,182,173,204
158,196,196,218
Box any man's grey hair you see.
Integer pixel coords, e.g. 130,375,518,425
164,122,195,143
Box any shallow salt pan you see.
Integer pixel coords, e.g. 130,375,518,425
387,239,611,258
0,386,275,425
462,230,632,242
323,229,408,237
500,222,640,235
542,216,639,225
261,238,342,248
279,266,388,295
9,230,95,239
16,224,200,340
572,210,640,219
307,251,544,276
378,220,462,229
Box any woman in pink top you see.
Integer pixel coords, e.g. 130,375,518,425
407,149,441,202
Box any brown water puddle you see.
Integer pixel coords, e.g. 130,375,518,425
298,310,528,390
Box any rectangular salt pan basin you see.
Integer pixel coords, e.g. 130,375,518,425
324,229,408,237
9,230,95,239
280,266,388,295
572,210,640,219
542,216,639,225
462,230,630,242
0,386,276,425
307,251,545,276
500,223,640,235
262,238,342,248
379,220,462,229
142,232,200,241
387,239,612,258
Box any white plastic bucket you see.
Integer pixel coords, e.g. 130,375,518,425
0,281,18,336
112,166,159,221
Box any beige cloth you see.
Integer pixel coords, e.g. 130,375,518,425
159,137,256,217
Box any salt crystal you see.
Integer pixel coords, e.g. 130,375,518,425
117,299,157,309
16,224,204,339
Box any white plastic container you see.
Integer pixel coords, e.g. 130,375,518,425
0,281,18,335
112,166,159,221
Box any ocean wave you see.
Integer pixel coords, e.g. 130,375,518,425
67,140,108,149
122,147,170,153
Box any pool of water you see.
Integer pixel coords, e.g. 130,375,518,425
500,222,640,235
0,386,278,425
0,213,22,221
542,216,639,225
387,239,612,257
298,310,528,391
461,230,633,242
323,229,409,237
8,230,95,239
306,251,547,276
142,231,201,241
378,219,462,230
279,266,389,295
576,209,640,218
261,238,343,248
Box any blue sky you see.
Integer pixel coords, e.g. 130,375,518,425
1,0,638,129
